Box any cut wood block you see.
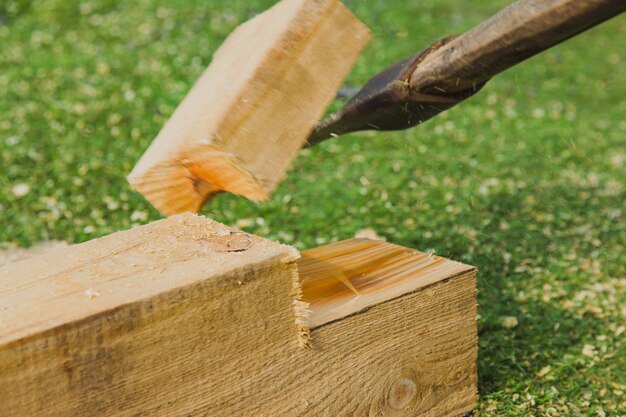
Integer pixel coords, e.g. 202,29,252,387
0,217,477,417
128,0,371,216
0,214,300,416
298,239,478,416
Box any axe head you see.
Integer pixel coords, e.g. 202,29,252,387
306,36,488,146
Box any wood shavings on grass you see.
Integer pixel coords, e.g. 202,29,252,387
354,228,385,241
501,316,518,328
11,183,30,197
582,344,597,357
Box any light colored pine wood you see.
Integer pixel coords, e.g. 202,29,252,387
297,239,478,416
299,238,475,327
0,214,301,416
0,220,477,417
128,0,370,216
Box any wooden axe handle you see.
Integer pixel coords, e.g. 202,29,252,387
306,0,624,146
410,0,626,94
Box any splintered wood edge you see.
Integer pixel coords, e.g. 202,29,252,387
298,238,476,329
0,213,299,346
128,146,270,216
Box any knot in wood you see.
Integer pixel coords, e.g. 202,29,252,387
387,377,417,410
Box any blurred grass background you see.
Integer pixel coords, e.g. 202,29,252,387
1,0,625,414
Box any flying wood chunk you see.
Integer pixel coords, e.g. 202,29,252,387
128,0,371,216
0,220,477,417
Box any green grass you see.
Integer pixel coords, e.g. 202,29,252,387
1,0,625,414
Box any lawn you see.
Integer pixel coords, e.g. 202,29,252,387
1,0,625,415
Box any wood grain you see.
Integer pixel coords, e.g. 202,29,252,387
302,270,478,417
128,0,370,216
0,214,301,416
410,0,626,93
0,220,477,416
306,0,625,145
299,238,474,328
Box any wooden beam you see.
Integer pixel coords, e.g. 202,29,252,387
298,239,478,416
0,217,477,416
128,0,371,216
0,214,301,416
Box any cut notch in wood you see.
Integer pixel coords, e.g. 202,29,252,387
0,216,478,416
128,0,371,216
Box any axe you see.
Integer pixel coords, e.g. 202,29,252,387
129,0,625,216
306,0,626,146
